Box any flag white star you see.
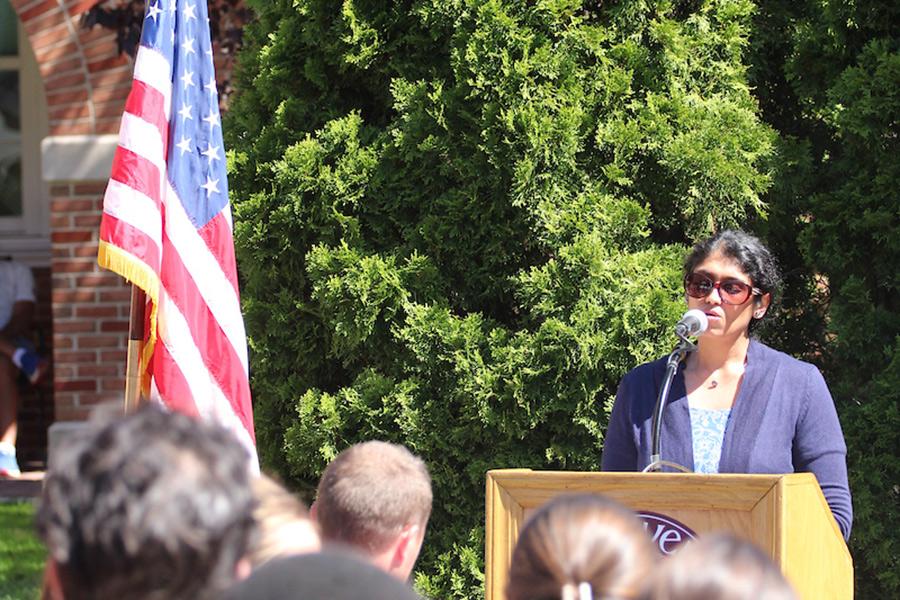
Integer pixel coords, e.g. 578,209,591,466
169,1,176,15
178,103,192,121
180,70,195,90
204,79,217,95
176,136,192,156
201,176,220,197
181,36,196,55
202,143,221,165
183,2,197,22
203,111,220,130
147,2,162,22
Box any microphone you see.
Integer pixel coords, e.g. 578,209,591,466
674,309,708,339
646,309,709,472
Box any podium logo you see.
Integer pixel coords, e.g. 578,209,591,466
638,511,696,555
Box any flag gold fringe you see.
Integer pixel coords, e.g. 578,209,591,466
98,241,160,396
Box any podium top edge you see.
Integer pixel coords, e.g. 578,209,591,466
486,469,817,485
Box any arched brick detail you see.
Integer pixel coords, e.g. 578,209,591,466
12,0,132,136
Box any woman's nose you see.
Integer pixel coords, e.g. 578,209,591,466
706,285,723,304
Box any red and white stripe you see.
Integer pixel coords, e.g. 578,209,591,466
100,45,257,464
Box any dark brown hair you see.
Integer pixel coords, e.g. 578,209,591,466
36,405,256,600
507,494,657,600
643,534,797,600
684,229,781,332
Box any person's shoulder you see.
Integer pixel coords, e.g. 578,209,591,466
621,355,667,385
750,339,820,378
223,551,422,600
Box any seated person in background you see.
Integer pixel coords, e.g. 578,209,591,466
0,258,48,477
35,404,257,600
247,474,321,568
311,440,432,582
507,493,657,600
222,550,422,600
643,533,797,600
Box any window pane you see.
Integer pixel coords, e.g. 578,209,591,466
0,153,21,217
0,69,21,217
0,70,19,131
0,0,17,57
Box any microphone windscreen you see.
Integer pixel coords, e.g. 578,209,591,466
682,309,709,335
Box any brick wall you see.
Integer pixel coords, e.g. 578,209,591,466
11,0,134,432
50,182,130,421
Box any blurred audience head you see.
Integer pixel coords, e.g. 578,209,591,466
312,440,432,580
222,550,422,600
507,493,656,600
247,473,320,568
36,404,256,600
643,533,796,600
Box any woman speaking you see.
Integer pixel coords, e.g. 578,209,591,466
600,230,852,540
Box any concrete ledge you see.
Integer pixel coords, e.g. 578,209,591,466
41,134,119,183
0,476,42,500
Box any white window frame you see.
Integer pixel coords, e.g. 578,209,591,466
0,18,50,265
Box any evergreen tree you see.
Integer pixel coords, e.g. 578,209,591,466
226,1,773,597
749,3,899,596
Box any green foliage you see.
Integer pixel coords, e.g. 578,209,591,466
749,2,900,596
839,338,900,595
227,1,773,597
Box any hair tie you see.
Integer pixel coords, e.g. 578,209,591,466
561,582,593,600
578,582,593,600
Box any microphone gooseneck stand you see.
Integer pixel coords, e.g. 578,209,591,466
642,333,697,473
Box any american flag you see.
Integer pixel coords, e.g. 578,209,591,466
98,0,256,465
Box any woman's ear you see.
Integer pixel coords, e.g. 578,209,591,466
753,293,771,319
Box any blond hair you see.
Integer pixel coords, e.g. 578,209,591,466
247,474,320,567
314,441,432,552
644,534,797,600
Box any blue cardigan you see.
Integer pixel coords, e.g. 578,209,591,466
600,339,852,540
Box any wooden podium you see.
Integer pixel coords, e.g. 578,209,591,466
485,470,852,600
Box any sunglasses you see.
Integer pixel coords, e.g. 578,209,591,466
684,272,761,305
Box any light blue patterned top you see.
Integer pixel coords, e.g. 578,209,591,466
689,407,731,474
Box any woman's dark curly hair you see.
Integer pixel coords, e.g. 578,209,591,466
683,230,781,333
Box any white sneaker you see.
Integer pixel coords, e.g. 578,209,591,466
0,442,20,477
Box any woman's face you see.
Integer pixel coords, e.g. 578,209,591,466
685,250,770,340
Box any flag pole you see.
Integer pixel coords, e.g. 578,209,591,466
124,285,146,413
